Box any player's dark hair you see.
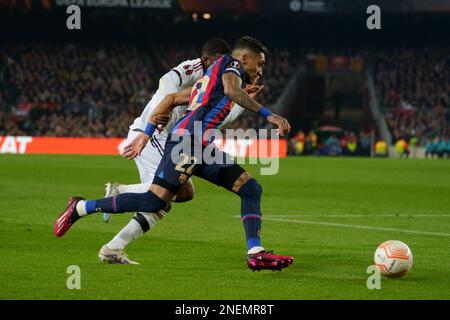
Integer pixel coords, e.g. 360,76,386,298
202,38,231,56
234,36,268,56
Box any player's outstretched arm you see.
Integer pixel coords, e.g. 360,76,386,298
122,88,192,160
148,87,192,126
220,82,264,129
222,73,291,135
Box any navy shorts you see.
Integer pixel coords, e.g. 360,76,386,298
153,133,244,194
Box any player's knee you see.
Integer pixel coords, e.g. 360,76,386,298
237,178,262,200
174,180,195,203
175,191,194,203
217,165,247,192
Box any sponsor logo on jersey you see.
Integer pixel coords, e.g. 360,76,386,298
228,61,241,69
183,65,193,75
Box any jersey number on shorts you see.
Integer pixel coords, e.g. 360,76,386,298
175,153,198,174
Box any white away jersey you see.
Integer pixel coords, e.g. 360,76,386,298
171,58,205,90
130,57,245,134
130,58,204,132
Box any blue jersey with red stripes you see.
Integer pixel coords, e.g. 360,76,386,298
171,54,246,143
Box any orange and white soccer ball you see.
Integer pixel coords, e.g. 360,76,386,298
374,240,413,278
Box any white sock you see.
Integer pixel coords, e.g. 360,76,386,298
105,211,167,251
247,246,265,255
118,183,151,194
76,200,88,216
106,219,144,250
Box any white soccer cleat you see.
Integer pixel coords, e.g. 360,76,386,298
98,245,140,265
102,182,121,223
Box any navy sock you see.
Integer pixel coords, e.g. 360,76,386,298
84,191,166,214
237,179,263,250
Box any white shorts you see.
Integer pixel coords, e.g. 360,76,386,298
126,129,168,184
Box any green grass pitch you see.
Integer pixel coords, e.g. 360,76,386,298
1,154,450,299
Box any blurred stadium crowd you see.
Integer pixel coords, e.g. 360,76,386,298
0,42,295,137
374,47,449,157
1,43,155,137
288,128,374,157
0,43,448,157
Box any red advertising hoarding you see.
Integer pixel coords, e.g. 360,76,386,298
0,136,287,158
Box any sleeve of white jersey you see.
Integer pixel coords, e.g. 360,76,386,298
220,103,245,129
158,71,181,96
170,59,202,87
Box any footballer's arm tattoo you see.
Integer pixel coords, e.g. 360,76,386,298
222,73,263,114
222,72,291,135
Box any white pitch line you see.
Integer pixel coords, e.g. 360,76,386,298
233,215,450,237
264,214,450,218
262,217,450,237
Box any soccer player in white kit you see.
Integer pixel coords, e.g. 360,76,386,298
99,38,262,264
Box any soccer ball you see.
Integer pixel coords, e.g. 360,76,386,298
374,240,413,278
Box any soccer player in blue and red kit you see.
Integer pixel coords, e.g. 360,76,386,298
54,36,294,271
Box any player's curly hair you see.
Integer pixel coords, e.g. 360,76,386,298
202,38,232,56
234,36,268,56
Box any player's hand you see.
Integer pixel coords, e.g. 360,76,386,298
151,114,171,131
267,114,291,136
245,84,264,99
122,132,150,160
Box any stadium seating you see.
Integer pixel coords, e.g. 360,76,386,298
374,48,449,146
1,44,448,147
0,42,296,137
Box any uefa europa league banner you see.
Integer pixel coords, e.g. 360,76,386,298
54,0,175,9
3,0,450,12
